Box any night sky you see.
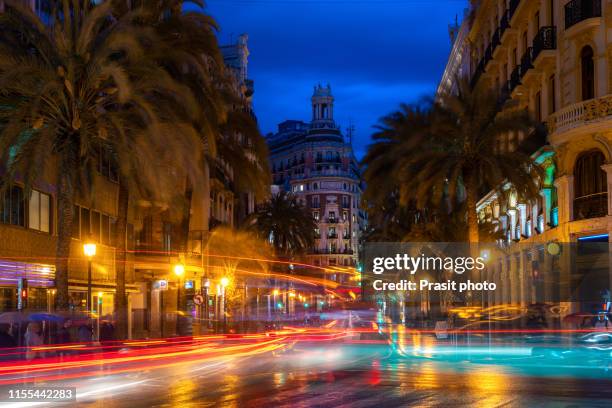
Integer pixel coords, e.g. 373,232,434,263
204,0,466,159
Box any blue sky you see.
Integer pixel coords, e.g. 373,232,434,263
205,0,466,158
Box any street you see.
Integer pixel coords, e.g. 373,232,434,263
1,327,612,407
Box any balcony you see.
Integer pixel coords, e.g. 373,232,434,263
574,192,608,220
326,218,338,224
519,47,533,78
565,0,601,29
470,59,485,89
531,26,557,63
499,9,510,36
548,94,612,136
309,248,354,255
509,0,521,19
509,65,521,93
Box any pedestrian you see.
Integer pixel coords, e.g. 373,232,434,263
57,320,72,344
594,313,609,331
78,324,93,343
0,323,16,348
24,322,43,360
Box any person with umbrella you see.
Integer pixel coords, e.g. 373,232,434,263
24,322,43,360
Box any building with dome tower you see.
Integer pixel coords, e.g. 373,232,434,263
267,84,366,281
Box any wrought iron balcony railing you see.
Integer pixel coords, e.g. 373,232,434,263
532,26,557,61
574,192,608,220
565,0,601,29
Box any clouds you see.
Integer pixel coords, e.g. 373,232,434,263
205,0,465,158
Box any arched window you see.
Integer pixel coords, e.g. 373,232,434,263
581,46,595,101
574,150,607,220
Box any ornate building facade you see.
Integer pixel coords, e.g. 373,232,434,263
440,0,612,311
267,85,366,278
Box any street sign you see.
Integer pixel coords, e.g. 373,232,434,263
156,279,168,291
193,294,204,305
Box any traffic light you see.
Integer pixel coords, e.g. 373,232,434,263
17,278,28,310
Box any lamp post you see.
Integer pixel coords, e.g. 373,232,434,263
220,277,229,333
174,264,185,336
83,243,97,314
97,291,103,341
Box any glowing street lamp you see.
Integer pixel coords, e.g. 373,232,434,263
83,242,97,313
174,264,185,277
219,277,229,333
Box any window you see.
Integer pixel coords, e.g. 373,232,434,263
92,211,101,242
72,205,81,238
549,75,556,114
342,211,348,221
96,143,119,182
574,150,607,220
549,0,554,26
1,185,25,227
28,190,50,233
313,211,319,221
312,195,320,208
163,222,172,252
81,207,91,238
581,46,595,101
328,211,336,221
535,91,542,122
101,214,110,245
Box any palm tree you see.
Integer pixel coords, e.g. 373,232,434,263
108,0,229,338
247,191,316,257
0,1,205,310
402,78,544,243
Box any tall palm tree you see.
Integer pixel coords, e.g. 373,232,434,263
108,0,229,338
401,78,544,243
0,0,205,310
247,191,316,257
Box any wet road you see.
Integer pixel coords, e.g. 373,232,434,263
72,345,612,407
2,330,612,407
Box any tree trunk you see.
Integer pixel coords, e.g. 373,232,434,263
465,173,480,244
114,180,129,340
55,169,74,311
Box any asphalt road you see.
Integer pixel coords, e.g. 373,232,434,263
2,328,612,408
2,342,609,407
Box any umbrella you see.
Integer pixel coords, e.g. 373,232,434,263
0,312,30,324
28,313,65,323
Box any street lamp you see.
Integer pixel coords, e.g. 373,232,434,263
97,291,103,341
220,277,229,333
83,242,96,313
